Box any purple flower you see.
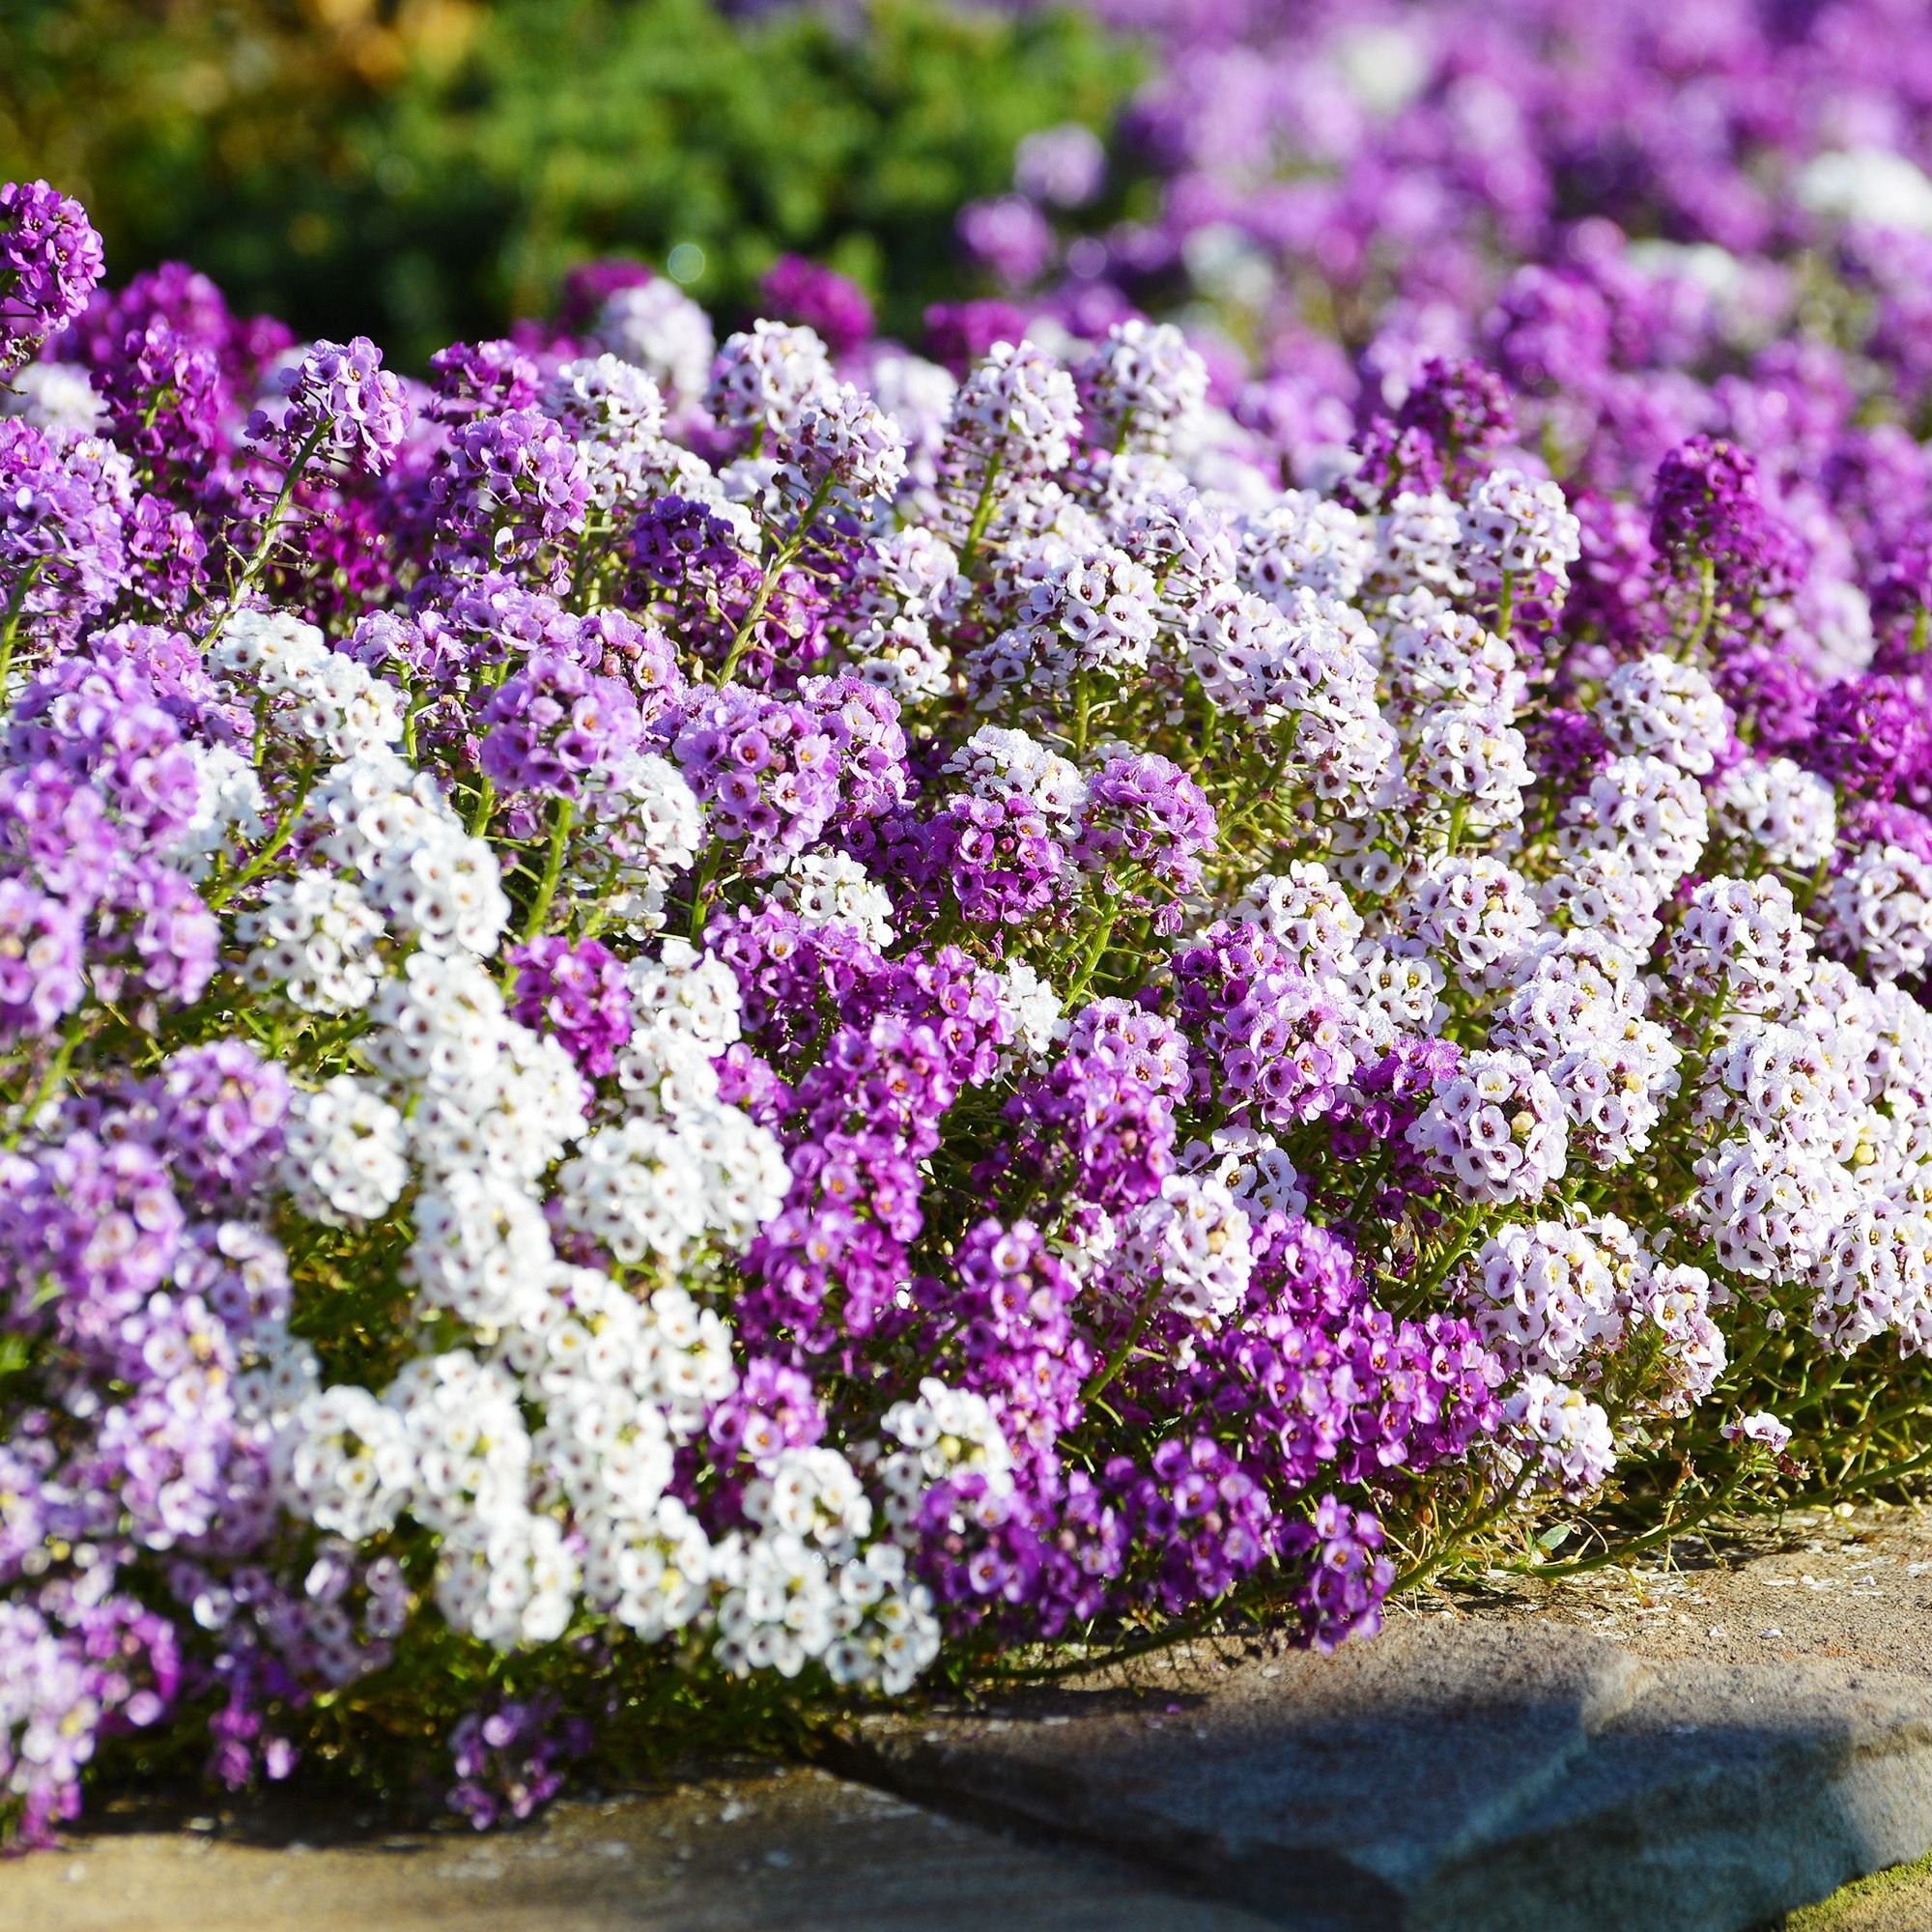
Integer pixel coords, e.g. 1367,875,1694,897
1807,674,1928,804
672,686,838,873
923,299,1033,377
1649,435,1804,603
1174,922,1353,1130
447,1696,591,1832
1074,752,1217,892
760,255,876,358
958,196,1057,290
480,650,644,800
86,855,218,1007
0,878,83,1037
509,935,635,1077
154,1041,291,1208
0,180,103,372
427,338,540,425
0,419,133,646
556,255,653,333
1,1131,185,1364
431,407,589,575
249,335,412,477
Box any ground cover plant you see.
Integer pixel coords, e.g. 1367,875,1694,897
6,124,1932,1846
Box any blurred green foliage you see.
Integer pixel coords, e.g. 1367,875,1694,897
0,0,1139,365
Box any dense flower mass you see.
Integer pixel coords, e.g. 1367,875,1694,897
7,110,1932,1843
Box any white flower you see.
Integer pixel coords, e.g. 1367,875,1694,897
239,870,384,1014
1407,1048,1569,1206
1460,467,1580,593
1117,1173,1254,1324
273,1385,415,1541
767,852,895,946
706,321,838,437
1076,319,1208,456
282,1076,408,1224
436,1510,580,1651
1710,756,1837,872
408,1174,555,1327
1599,655,1729,775
1502,1376,1614,1496
1828,844,1932,982
592,281,716,404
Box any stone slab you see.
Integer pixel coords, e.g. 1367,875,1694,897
832,1619,1932,1932
0,1766,1274,1932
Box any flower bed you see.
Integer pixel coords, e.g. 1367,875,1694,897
3,161,1931,1845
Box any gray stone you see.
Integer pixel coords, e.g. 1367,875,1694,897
830,1619,1932,1932
0,1767,1275,1932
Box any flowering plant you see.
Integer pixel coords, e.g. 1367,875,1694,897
2,174,1929,1845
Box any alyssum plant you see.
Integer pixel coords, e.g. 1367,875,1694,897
2,179,1928,1840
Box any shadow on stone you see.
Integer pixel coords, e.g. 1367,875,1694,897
829,1621,1932,1932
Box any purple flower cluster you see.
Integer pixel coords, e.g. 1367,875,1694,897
1001,999,1187,1212
760,254,875,357
1073,752,1217,895
0,181,102,373
481,651,645,799
717,908,1009,1358
431,407,590,580
509,935,635,1076
249,336,412,479
447,1696,593,1832
1174,923,1355,1130
0,420,133,647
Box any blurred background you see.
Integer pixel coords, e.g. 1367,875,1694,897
0,0,1141,365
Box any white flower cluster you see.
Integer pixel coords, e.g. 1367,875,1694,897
870,1376,1015,1534
1599,654,1729,775
1709,756,1836,871
592,281,715,406
213,609,404,761
1117,1173,1255,1324
1407,1048,1569,1205
768,852,896,946
1076,319,1209,456
705,321,837,436
945,724,1090,823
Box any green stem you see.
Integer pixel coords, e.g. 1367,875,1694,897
1082,1273,1167,1405
956,454,1006,576
686,842,724,942
204,764,317,910
1070,672,1094,760
1395,1200,1488,1318
717,481,835,686
1393,1463,1536,1594
522,798,577,940
466,767,497,838
3,1016,89,1150
0,558,44,693
1512,1467,1748,1578
1684,555,1718,660
1062,906,1122,1008
209,424,330,638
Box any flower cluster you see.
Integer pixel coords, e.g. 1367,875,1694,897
6,152,1932,1850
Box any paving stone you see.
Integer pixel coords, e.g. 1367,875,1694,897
0,1766,1274,1932
833,1619,1932,1932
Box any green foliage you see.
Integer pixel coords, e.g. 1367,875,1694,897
0,0,1140,366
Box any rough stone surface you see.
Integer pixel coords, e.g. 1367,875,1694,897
1443,1501,1932,1678
834,1615,1932,1932
0,1767,1273,1931
13,1507,1932,1929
